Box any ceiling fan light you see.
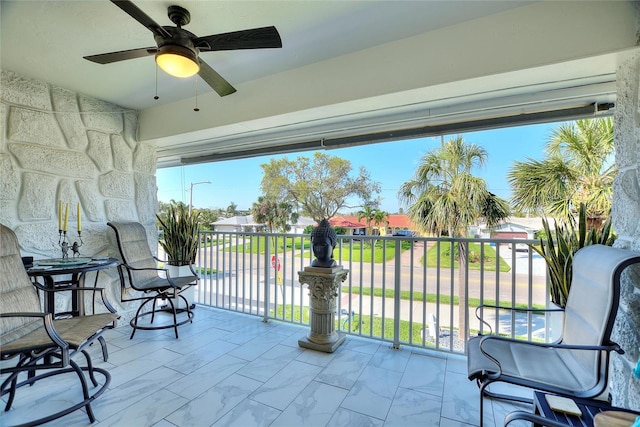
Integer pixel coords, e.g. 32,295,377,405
156,45,200,78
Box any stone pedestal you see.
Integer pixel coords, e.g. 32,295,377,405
298,266,349,353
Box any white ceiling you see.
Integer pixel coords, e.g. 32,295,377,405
2,1,639,167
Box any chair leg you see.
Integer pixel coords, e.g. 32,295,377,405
178,294,193,324
130,297,155,339
98,335,109,362
81,349,99,387
479,380,487,427
164,296,180,339
2,372,20,411
69,358,97,424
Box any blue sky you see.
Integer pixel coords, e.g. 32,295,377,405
156,121,558,214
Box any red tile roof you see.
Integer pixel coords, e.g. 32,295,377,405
339,214,415,229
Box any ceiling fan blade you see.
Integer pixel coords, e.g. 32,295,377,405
195,26,282,51
84,47,157,64
110,0,171,39
198,60,237,97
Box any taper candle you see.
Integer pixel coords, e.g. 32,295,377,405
58,200,62,231
64,203,69,232
77,203,81,232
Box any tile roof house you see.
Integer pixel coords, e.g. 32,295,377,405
337,214,417,236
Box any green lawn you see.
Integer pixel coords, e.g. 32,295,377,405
271,305,426,344
333,239,412,263
226,236,311,254
271,302,544,344
220,236,508,271
242,238,414,263
341,286,546,311
425,242,510,272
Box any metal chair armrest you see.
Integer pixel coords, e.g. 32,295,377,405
0,311,69,362
32,284,119,314
474,304,564,335
121,263,168,274
478,335,623,382
479,335,622,354
504,410,570,426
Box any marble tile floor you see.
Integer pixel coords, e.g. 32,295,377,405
1,306,532,427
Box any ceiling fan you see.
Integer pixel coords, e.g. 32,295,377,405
84,0,282,97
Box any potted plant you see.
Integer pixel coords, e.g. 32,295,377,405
157,203,201,308
533,203,614,308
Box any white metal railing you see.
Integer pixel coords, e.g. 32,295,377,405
194,231,553,354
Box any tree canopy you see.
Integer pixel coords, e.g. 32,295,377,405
398,136,510,237
251,196,299,233
508,117,614,219
357,206,389,235
260,152,381,223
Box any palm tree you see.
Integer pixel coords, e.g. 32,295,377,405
356,206,376,235
372,210,389,236
399,136,509,236
226,202,239,218
508,117,615,221
251,196,298,234
398,136,510,337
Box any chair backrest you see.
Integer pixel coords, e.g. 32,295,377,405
0,224,43,346
561,244,640,372
107,222,160,289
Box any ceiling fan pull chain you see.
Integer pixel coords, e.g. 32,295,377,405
194,77,200,112
154,64,159,100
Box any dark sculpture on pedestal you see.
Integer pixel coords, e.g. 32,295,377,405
310,218,337,268
299,218,348,352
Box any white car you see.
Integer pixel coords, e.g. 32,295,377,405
509,241,530,252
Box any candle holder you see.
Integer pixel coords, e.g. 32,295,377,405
59,230,83,259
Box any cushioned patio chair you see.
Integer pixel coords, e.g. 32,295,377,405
107,221,198,339
0,223,119,426
467,244,640,427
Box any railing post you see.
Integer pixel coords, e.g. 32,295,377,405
393,238,401,349
263,234,271,323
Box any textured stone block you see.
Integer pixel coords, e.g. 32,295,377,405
615,115,639,169
123,112,137,149
8,107,66,147
133,143,156,174
8,143,96,179
112,134,132,172
0,154,20,200
18,173,57,222
87,131,114,172
14,222,61,257
57,179,80,215
100,171,134,199
1,71,51,110
76,181,105,223
79,95,123,133
52,87,88,150
612,172,640,238
612,52,640,410
1,102,8,151
135,172,157,224
105,199,136,222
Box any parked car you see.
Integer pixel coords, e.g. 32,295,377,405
509,240,530,252
392,230,415,239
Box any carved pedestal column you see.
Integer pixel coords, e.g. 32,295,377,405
298,266,349,353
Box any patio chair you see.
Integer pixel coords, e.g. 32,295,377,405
0,223,119,425
107,221,197,339
467,244,640,427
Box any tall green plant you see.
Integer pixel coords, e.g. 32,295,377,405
157,204,201,266
533,203,614,307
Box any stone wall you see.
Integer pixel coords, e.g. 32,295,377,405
611,51,640,410
0,69,157,323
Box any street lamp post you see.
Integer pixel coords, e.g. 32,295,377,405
189,181,211,214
